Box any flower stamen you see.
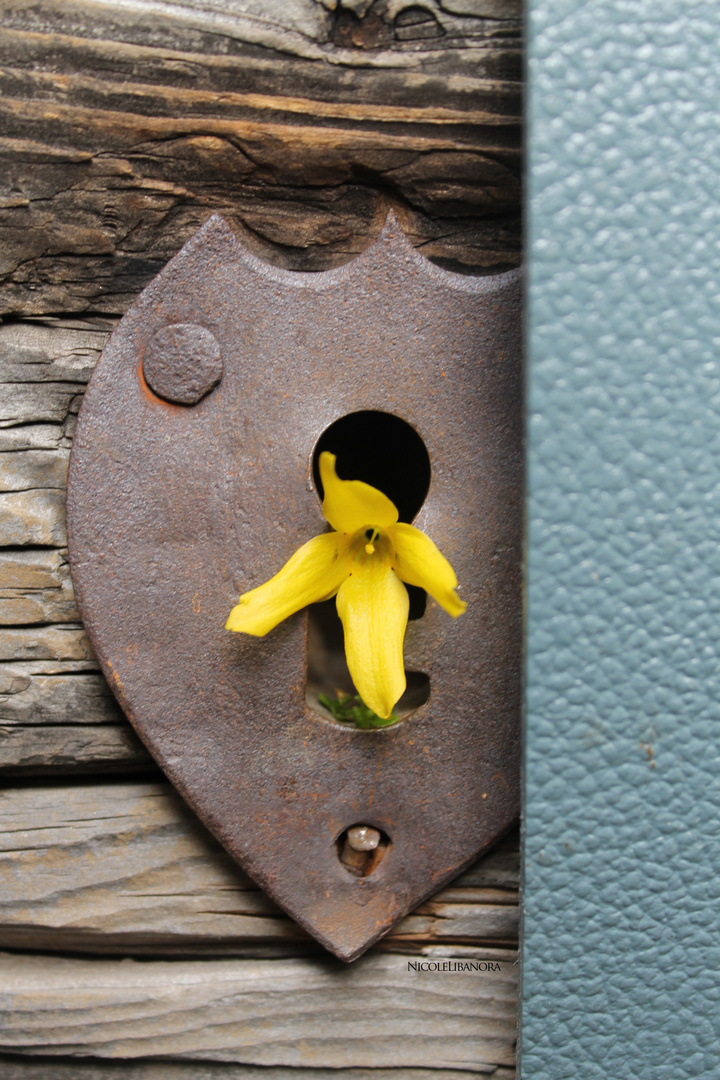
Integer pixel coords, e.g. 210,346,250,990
364,527,380,555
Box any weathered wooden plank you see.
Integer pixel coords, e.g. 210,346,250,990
0,450,69,492
0,0,522,65
0,625,93,661
0,658,99,675
413,946,517,962
0,550,78,624
0,587,79,626
0,384,81,428
0,425,66,451
0,548,70,590
0,318,110,384
0,1062,516,1080
436,847,519,893
0,663,152,771
0,950,517,1069
0,0,521,316
0,781,518,955
0,490,66,544
0,897,518,955
0,10,522,131
0,324,109,772
0,723,151,774
404,902,519,943
0,319,110,455
0,664,122,725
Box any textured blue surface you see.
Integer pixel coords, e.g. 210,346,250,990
522,2,720,1077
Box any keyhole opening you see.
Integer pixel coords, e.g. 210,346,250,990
307,410,431,725
312,409,431,523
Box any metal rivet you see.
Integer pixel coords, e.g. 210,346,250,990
347,825,381,851
143,323,223,405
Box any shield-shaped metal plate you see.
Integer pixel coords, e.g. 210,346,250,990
67,213,521,961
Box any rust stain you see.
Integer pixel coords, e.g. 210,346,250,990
136,361,184,411
639,740,655,766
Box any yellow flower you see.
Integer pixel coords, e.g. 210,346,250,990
226,452,467,719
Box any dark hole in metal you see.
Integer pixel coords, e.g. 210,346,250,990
407,585,426,621
308,411,432,724
312,410,431,525
337,824,390,877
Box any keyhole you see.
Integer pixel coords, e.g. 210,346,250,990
307,410,432,724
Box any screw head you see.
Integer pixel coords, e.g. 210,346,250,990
346,825,381,851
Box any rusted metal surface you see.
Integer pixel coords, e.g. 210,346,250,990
143,323,223,404
67,213,522,961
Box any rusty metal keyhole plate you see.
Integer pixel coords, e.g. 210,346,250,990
67,213,522,961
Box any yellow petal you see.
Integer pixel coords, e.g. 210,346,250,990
389,522,467,618
336,557,409,719
227,532,349,637
320,451,399,534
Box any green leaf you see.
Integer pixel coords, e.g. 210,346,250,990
318,692,399,729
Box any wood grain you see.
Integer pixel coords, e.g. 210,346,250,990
0,1063,516,1080
0,663,122,725
0,0,522,316
0,450,69,492
0,550,79,624
0,625,95,662
0,491,67,546
0,950,518,1069
0,319,136,770
0,723,151,773
0,781,519,956
0,318,108,384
